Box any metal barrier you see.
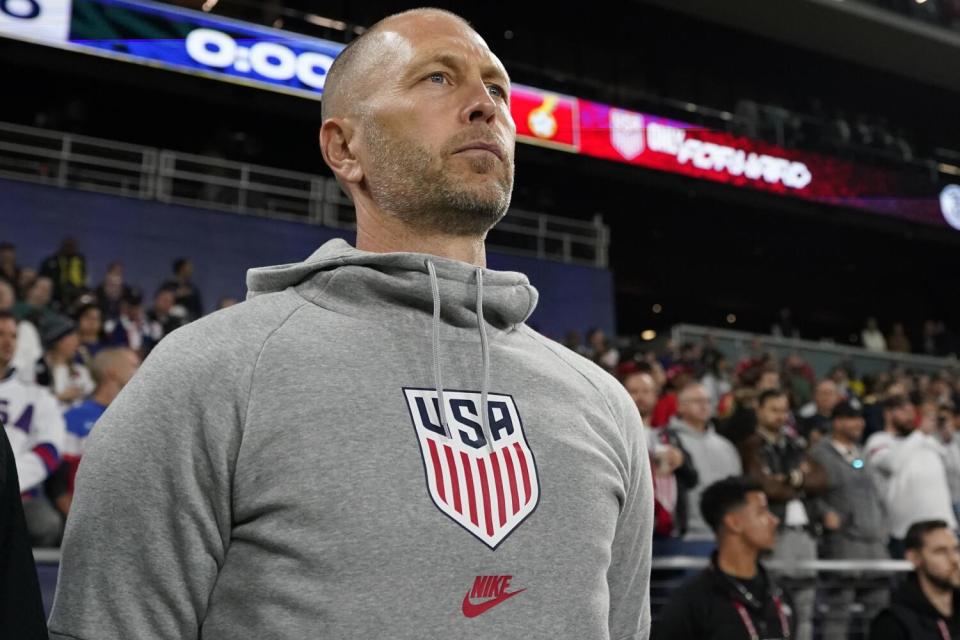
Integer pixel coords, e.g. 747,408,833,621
672,323,959,377
652,556,913,640
0,121,608,268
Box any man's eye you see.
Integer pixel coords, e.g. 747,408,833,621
488,84,507,100
427,72,446,84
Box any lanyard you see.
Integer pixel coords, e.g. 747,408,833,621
939,619,952,640
733,599,790,640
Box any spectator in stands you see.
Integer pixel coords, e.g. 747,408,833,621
626,371,698,539
11,276,55,325
16,267,37,303
147,287,184,346
0,280,13,313
923,320,953,358
782,354,816,412
73,301,104,368
797,379,841,443
10,277,55,383
652,365,694,427
161,257,203,321
104,288,162,357
39,236,87,309
52,347,140,515
864,378,909,439
95,261,131,321
653,476,795,640
34,315,94,410
888,322,912,354
741,388,827,640
0,310,66,546
0,423,49,637
772,307,800,339
0,241,21,294
585,327,619,373
862,317,888,352
701,351,732,417
867,395,957,558
670,382,743,538
870,520,960,639
938,403,960,523
808,401,889,639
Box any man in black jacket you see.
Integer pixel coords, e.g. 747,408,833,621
0,421,49,638
653,475,795,640
870,520,960,640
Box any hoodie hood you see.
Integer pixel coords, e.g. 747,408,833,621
246,238,538,330
246,238,539,454
892,573,960,621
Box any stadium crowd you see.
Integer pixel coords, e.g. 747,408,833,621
572,332,960,639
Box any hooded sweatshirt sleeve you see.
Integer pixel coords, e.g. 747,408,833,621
49,293,305,640
606,384,654,640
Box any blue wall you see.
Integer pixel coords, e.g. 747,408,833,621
0,178,614,338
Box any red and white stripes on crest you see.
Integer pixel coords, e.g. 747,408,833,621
425,439,533,538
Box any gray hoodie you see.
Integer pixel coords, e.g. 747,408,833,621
49,238,653,640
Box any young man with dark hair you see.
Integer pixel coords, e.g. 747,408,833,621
870,520,960,639
740,387,827,640
654,475,794,639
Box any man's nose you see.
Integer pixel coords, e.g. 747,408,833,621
460,78,498,125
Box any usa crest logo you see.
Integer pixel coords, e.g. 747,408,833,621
610,108,644,160
403,388,540,550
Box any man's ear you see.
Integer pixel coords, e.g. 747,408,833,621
905,548,922,569
319,118,363,186
722,511,742,536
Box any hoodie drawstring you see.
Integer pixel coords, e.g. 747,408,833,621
425,260,494,453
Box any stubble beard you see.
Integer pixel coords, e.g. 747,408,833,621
361,119,514,236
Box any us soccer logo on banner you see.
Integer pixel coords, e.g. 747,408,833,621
402,388,540,550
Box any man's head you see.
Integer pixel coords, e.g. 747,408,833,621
154,288,176,316
831,400,865,443
624,372,659,418
26,277,53,307
90,347,141,392
0,310,16,371
0,242,15,267
701,476,779,552
319,9,515,238
756,389,790,433
677,383,711,429
905,520,960,592
0,281,14,312
41,315,79,359
884,394,915,436
814,379,840,416
74,303,102,339
756,368,781,392
59,237,79,256
173,258,193,280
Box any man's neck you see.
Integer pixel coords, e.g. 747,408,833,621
681,417,707,432
91,383,119,407
717,539,759,580
354,204,488,267
919,573,954,618
759,424,781,441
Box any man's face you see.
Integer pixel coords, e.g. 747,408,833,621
154,290,175,315
909,528,960,591
78,307,101,337
833,415,865,442
0,247,14,267
677,385,711,426
0,318,16,368
757,371,780,392
0,283,13,311
815,381,840,415
757,395,790,431
28,277,53,307
889,401,916,435
624,373,658,417
727,491,779,552
353,14,516,236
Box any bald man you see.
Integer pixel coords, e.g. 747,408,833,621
50,9,653,640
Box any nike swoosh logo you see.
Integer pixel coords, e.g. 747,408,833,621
461,588,526,618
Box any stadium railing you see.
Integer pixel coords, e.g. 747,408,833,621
672,323,958,377
652,555,912,640
0,120,608,268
